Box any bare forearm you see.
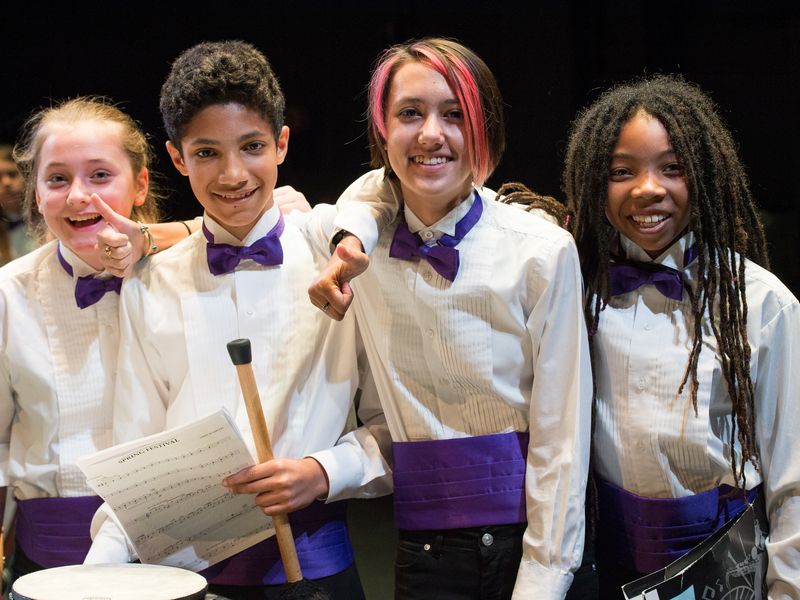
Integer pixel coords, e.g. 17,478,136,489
147,218,199,253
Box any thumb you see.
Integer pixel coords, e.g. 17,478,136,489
90,194,131,233
335,243,369,282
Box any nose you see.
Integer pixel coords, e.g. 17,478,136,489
632,171,666,200
218,152,248,186
418,114,444,146
66,180,90,208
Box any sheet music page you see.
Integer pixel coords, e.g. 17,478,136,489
77,408,274,571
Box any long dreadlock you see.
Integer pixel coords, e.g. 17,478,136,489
495,181,571,228
564,74,768,489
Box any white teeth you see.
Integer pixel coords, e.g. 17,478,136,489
632,214,667,225
413,156,449,165
217,190,253,200
68,213,100,222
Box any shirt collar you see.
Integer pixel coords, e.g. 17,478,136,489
203,203,281,246
404,190,476,238
57,243,106,279
620,230,696,271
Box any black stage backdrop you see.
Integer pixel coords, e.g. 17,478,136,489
2,1,798,292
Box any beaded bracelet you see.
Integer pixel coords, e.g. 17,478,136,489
138,222,158,258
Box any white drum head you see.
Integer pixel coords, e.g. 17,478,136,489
11,563,208,600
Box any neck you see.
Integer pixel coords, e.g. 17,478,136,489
403,186,472,227
210,202,271,242
62,243,103,272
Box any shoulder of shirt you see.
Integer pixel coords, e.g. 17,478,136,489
477,188,573,246
122,232,204,295
146,230,204,270
0,240,57,286
743,257,799,321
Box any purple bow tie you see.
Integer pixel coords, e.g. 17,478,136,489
203,216,284,276
609,243,698,301
389,192,483,282
57,246,122,309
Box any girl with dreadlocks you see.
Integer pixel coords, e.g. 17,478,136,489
562,75,800,597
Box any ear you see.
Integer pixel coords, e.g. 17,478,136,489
35,189,43,214
275,126,290,165
166,141,189,176
133,167,149,207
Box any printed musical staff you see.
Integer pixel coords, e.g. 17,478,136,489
77,409,273,571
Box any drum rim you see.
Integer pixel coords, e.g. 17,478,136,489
11,563,209,600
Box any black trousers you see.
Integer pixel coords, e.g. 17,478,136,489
595,551,643,600
394,524,525,600
209,561,365,600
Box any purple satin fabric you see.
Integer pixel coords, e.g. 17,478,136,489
609,261,685,300
597,477,760,575
199,500,353,586
393,432,529,531
57,245,122,309
16,496,103,568
202,216,284,276
609,242,698,301
389,191,483,282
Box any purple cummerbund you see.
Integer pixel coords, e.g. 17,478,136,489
393,432,529,531
199,499,353,586
16,495,104,568
597,477,761,575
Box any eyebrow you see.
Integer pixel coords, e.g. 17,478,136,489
42,158,112,169
187,131,268,147
391,96,460,106
612,149,678,160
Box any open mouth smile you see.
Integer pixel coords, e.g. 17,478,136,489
66,213,102,229
213,188,258,202
630,214,669,229
412,156,452,165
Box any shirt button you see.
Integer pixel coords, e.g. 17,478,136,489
481,533,494,547
644,323,653,331
246,309,254,316
423,272,432,282
637,378,646,391
426,329,435,338
423,543,431,552
422,231,434,240
636,441,645,450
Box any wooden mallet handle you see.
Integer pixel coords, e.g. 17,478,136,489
227,338,303,583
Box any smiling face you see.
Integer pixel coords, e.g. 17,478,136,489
384,62,473,225
606,110,691,258
35,119,147,268
167,103,288,241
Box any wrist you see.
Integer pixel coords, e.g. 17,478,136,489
305,457,330,501
333,230,364,253
138,222,157,259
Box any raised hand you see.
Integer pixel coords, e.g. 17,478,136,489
274,185,312,214
92,193,146,278
308,235,369,321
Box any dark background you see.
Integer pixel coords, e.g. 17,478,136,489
2,1,798,293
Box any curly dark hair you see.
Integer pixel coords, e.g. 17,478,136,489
159,40,285,147
564,74,769,488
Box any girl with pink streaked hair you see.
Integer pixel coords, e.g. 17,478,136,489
312,38,592,599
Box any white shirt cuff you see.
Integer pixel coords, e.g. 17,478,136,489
512,558,574,600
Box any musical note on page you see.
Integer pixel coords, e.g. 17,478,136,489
77,409,274,571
